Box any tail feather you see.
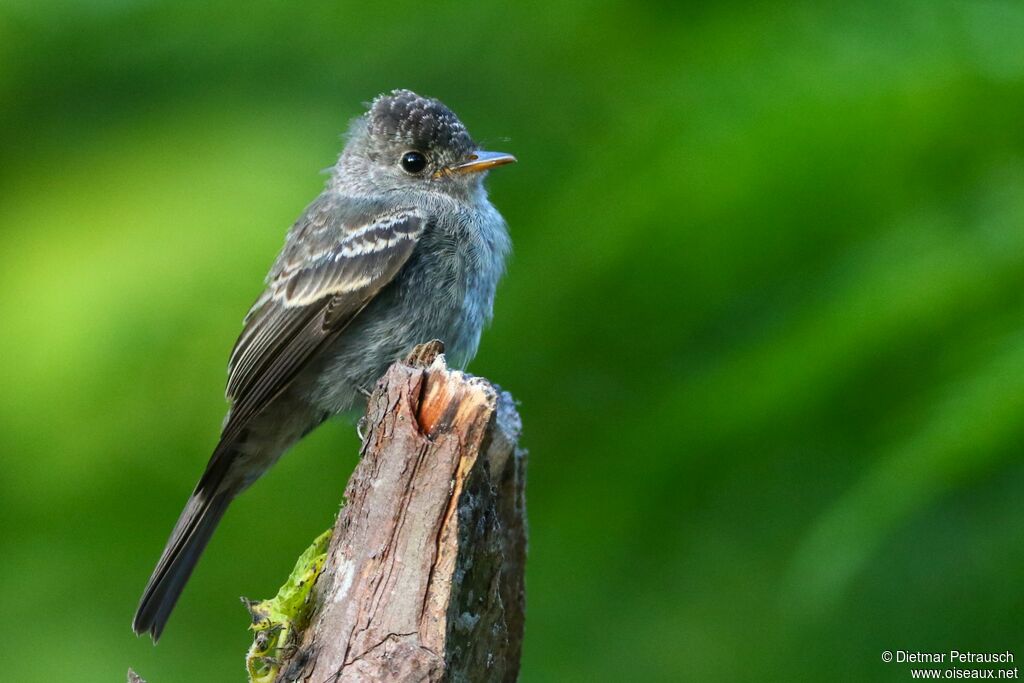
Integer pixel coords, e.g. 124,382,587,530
133,489,233,641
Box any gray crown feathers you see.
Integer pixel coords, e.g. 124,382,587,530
367,89,475,155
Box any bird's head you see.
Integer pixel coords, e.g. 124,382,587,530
335,89,516,198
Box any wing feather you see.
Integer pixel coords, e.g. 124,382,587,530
218,198,426,445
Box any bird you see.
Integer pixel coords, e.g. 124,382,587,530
132,89,515,641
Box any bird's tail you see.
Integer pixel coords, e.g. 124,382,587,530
132,485,234,641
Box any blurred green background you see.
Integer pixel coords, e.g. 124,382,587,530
2,0,1023,680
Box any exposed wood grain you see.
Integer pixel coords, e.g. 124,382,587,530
276,345,526,682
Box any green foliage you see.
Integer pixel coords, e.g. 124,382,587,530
244,529,331,683
1,1,1023,681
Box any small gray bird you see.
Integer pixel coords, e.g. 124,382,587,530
132,89,515,641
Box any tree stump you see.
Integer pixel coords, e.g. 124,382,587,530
277,344,527,682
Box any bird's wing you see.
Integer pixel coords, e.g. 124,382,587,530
219,195,426,447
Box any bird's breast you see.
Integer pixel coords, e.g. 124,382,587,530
304,201,509,415
401,206,508,366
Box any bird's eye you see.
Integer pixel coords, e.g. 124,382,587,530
400,151,428,174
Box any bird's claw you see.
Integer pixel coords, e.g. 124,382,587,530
405,339,445,367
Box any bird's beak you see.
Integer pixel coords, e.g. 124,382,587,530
442,150,517,176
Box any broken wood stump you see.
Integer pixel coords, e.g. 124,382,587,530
276,343,527,682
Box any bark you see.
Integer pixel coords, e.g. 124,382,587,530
276,342,527,682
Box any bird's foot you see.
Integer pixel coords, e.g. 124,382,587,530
405,339,445,368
